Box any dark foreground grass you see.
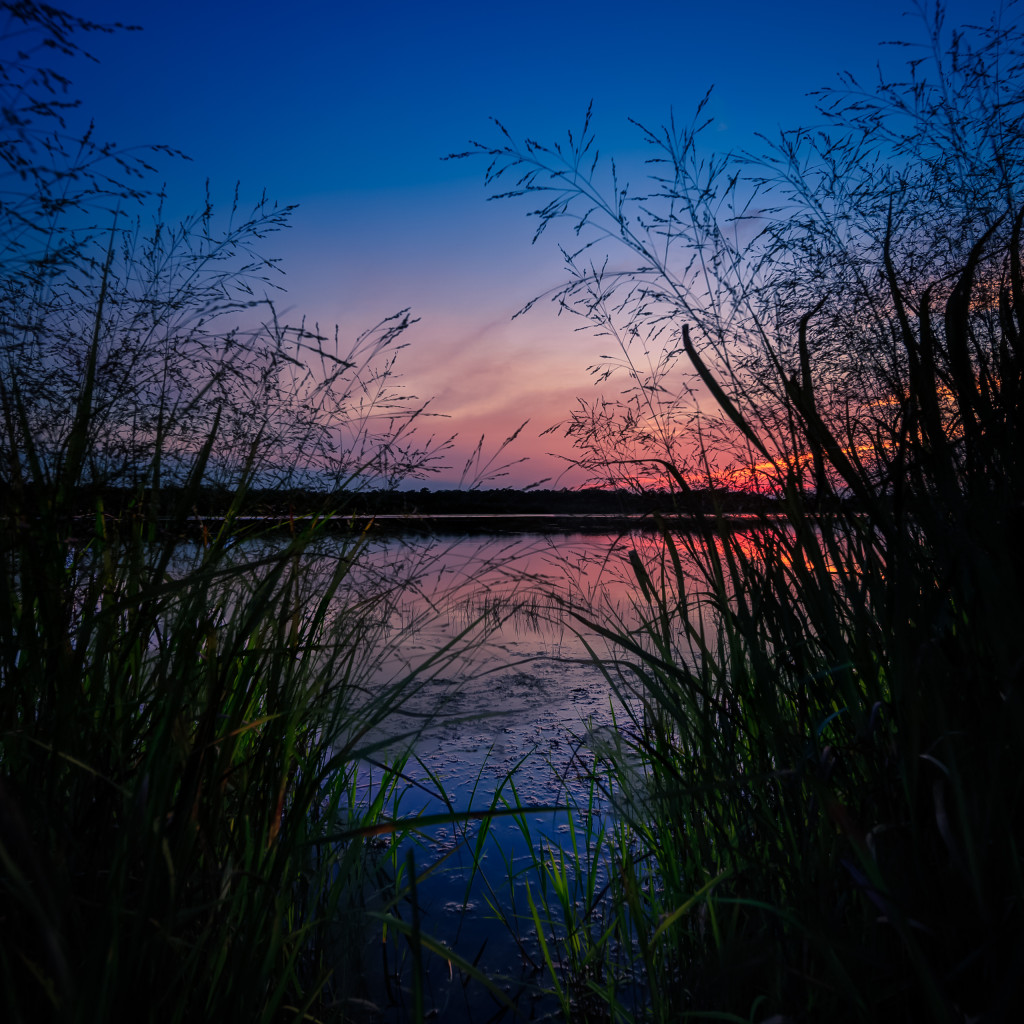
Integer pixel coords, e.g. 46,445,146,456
0,466,446,1021
0,10,483,1010
453,8,1024,1012
0,240,477,1018
507,213,1024,1022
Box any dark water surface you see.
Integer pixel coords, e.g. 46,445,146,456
337,530,705,1020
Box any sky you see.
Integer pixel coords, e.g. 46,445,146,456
40,0,989,487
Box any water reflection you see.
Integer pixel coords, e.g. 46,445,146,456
329,529,711,1021
347,531,698,752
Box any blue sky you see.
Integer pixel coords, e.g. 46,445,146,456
55,0,988,486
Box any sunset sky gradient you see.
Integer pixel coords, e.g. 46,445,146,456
58,0,982,487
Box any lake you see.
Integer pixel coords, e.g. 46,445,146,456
327,526,716,1021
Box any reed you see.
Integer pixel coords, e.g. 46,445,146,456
1,469,416,1021
0,11,471,1018
493,217,1023,1022
464,4,1024,1019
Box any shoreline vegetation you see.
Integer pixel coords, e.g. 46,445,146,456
0,485,799,537
2,3,1023,1023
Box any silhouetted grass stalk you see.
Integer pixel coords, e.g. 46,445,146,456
0,240,490,1022
507,212,1024,1022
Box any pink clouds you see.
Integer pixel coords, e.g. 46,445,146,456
393,309,601,488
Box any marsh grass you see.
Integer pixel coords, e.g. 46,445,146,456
453,6,1024,1016
0,11,540,1011
0,85,490,1024
0,449,466,1021
498,216,1024,1022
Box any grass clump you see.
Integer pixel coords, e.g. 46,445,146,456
0,454,449,1022
0,8,461,1020
466,4,1024,1020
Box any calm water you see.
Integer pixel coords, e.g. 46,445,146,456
160,525,717,1016
333,529,712,1021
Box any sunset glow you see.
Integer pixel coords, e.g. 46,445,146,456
58,0,981,488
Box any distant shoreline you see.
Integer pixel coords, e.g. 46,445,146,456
306,511,776,535
59,510,811,539
1,484,850,539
